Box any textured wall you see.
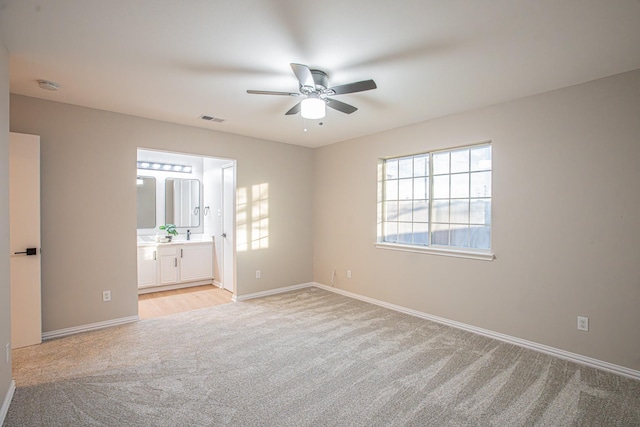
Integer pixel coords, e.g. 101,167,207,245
313,70,640,371
10,96,314,332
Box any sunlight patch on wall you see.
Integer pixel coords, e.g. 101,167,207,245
235,183,269,252
236,187,248,252
251,183,269,250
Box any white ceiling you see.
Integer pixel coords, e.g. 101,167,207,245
1,0,639,148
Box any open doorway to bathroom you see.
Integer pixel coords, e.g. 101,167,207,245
136,148,236,319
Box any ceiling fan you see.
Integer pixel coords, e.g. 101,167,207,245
247,63,377,119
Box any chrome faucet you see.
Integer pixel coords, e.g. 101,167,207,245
187,229,191,241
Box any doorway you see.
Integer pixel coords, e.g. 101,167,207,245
136,149,236,316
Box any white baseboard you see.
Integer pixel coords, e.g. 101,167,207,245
0,380,15,425
42,315,140,341
233,282,314,302
312,282,640,381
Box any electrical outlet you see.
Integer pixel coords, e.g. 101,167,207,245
347,270,352,279
256,270,261,279
577,316,589,331
102,290,111,302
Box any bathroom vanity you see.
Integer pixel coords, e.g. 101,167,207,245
137,237,214,294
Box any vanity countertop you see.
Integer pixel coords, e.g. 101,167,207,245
137,235,214,246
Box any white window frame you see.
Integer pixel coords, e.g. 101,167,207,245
376,142,494,261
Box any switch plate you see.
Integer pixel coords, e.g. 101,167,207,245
577,316,589,331
256,270,261,279
102,290,111,302
5,343,9,364
347,270,352,279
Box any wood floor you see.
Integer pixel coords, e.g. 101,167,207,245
138,285,233,319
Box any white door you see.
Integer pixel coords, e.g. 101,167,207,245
9,132,42,349
221,165,235,292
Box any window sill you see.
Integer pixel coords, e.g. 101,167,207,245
374,242,495,261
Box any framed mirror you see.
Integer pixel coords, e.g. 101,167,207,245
166,178,200,227
136,176,156,229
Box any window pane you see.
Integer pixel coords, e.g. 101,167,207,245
384,221,398,242
380,144,491,252
399,158,413,178
450,200,469,224
450,173,469,198
470,199,491,225
398,178,413,200
413,155,428,177
413,223,429,245
398,201,413,222
384,201,398,221
469,225,491,249
451,149,469,173
471,145,492,171
398,222,412,244
413,200,429,222
385,179,398,200
432,200,449,223
385,159,398,179
413,177,427,200
450,225,469,247
431,223,449,245
433,152,449,175
470,171,491,197
433,175,449,199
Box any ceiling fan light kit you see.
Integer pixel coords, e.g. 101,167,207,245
301,96,325,119
247,63,377,119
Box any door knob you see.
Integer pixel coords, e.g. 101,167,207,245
14,247,37,256
221,233,227,238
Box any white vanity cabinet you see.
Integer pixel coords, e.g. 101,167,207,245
179,243,214,282
137,246,158,287
138,240,214,292
159,245,180,285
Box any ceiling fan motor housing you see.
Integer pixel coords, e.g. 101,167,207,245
309,70,328,92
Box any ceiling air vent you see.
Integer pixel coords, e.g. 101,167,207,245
199,115,225,123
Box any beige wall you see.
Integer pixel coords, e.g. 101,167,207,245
313,69,640,371
10,95,313,332
0,37,12,410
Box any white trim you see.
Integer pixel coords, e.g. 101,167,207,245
0,380,15,425
233,282,314,302
312,282,640,381
42,315,140,341
375,242,495,261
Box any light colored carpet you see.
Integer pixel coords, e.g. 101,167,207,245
4,287,640,426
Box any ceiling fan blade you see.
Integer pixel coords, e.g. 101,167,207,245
247,90,300,96
285,102,301,115
328,79,377,95
290,63,315,89
326,98,358,114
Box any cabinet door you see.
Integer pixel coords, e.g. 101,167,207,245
159,255,179,285
137,246,157,287
180,243,213,282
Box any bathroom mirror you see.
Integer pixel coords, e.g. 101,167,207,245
136,176,156,229
165,178,200,227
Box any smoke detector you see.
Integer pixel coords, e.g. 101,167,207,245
37,79,60,91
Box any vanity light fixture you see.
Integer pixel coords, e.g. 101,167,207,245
137,161,193,174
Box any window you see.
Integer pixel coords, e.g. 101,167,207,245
377,143,492,259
